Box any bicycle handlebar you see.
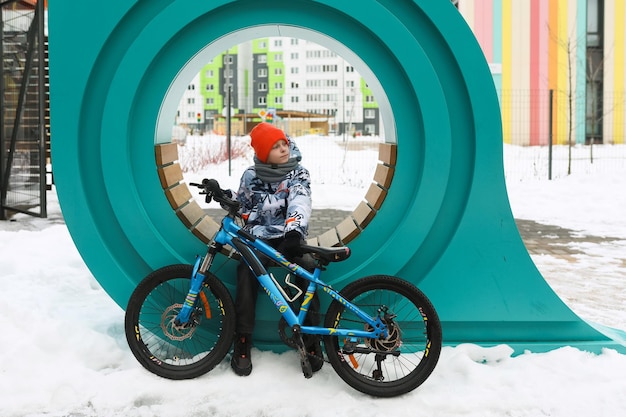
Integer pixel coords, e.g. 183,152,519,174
189,179,241,215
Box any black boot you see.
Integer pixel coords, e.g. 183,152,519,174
231,333,253,376
304,335,324,373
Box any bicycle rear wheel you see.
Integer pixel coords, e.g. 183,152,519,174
323,275,442,397
124,264,235,379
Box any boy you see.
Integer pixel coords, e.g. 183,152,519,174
231,122,322,376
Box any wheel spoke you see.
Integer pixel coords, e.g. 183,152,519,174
323,275,441,397
124,265,235,380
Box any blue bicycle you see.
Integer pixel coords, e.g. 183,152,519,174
124,179,442,397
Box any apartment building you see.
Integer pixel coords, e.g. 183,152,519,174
176,38,380,137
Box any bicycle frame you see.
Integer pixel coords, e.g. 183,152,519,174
176,214,389,341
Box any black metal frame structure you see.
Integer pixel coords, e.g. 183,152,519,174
1,0,47,220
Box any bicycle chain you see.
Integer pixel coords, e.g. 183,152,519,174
306,349,329,364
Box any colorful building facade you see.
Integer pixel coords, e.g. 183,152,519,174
457,0,624,145
177,1,624,146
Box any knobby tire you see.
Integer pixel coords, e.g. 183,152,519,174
323,275,442,397
124,264,236,380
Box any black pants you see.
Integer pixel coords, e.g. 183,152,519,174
235,247,320,336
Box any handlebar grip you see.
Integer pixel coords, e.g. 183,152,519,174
202,178,222,194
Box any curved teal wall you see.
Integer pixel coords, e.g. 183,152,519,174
48,0,625,353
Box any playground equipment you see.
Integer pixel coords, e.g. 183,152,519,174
47,1,626,353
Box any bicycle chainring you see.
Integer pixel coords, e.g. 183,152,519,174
278,317,298,349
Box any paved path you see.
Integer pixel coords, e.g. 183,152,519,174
514,218,623,260
207,208,623,260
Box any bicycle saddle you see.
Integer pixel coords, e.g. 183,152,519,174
301,244,351,263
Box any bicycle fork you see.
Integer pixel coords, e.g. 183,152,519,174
174,245,218,326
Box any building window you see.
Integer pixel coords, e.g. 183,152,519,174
364,109,376,119
258,82,268,91
274,68,283,76
206,84,215,91
275,97,283,104
274,82,283,90
258,68,268,78
587,0,603,47
258,55,267,64
206,98,214,105
258,96,266,105
586,0,604,143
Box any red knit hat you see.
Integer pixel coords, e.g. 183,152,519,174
250,122,288,163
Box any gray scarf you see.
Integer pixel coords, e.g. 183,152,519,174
254,156,300,183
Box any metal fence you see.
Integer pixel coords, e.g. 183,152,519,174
1,1,47,219
499,89,626,180
503,142,626,181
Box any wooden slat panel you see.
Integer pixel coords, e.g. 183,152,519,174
176,201,206,228
352,201,376,228
157,163,184,188
364,183,387,210
336,216,360,244
192,216,220,242
306,236,319,246
164,183,192,209
155,143,179,166
373,163,394,188
378,143,397,166
317,228,340,247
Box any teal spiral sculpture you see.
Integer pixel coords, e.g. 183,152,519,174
48,1,625,353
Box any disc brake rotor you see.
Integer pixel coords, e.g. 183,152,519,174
161,303,197,341
365,321,402,351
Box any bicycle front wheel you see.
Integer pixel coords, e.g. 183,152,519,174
124,264,236,380
323,275,442,397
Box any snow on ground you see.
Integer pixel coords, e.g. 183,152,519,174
1,137,625,417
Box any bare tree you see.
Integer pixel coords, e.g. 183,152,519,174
586,50,603,164
549,21,624,172
548,26,580,175
583,44,626,164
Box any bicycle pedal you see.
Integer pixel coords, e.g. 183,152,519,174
300,358,313,379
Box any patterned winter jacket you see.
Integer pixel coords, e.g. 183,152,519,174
236,141,311,240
